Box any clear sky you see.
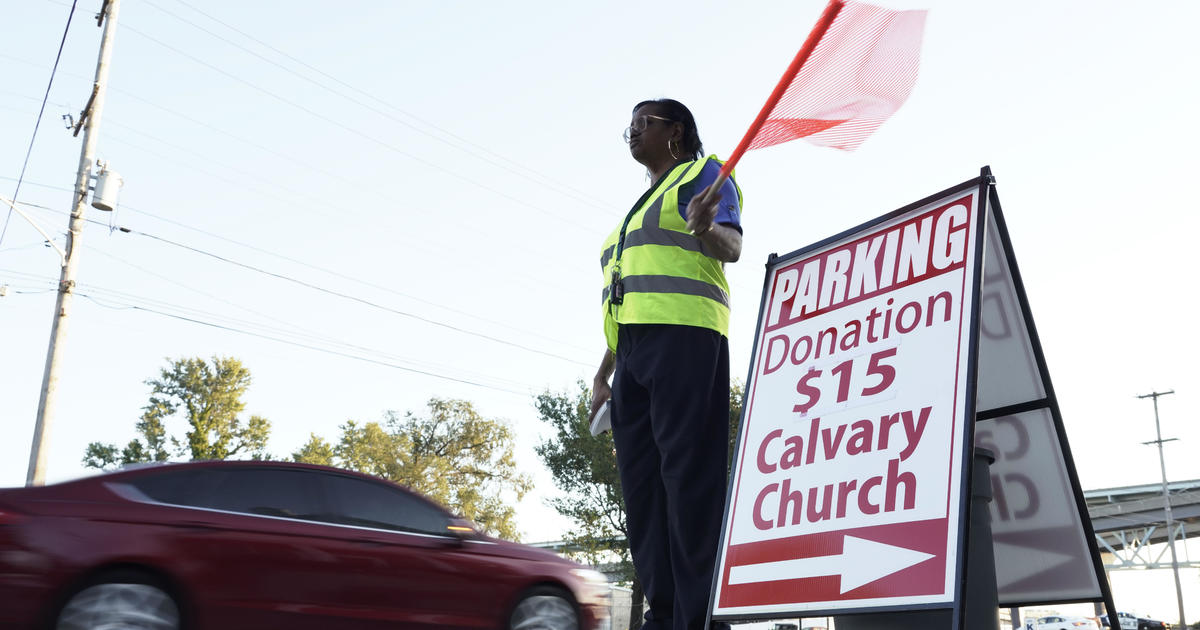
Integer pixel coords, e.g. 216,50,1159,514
2,0,1198,623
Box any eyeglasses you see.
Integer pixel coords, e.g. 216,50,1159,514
623,115,675,143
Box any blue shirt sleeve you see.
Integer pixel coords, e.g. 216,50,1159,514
678,159,742,234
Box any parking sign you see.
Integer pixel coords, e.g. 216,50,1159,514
711,170,1112,623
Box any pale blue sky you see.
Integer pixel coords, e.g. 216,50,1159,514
2,0,1198,622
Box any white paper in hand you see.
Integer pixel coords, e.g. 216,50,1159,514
589,400,611,436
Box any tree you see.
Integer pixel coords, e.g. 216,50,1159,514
291,433,334,466
534,380,744,629
534,382,636,622
84,356,271,470
293,398,532,540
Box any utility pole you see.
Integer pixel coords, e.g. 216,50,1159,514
26,0,121,486
1137,389,1185,629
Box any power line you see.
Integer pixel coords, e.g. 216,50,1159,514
0,0,78,249
94,122,592,297
96,133,470,259
149,0,617,216
128,228,592,367
0,89,70,109
0,55,417,216
76,292,534,396
0,239,63,254
7,287,57,295
74,271,537,391
0,186,595,359
117,23,598,235
5,78,606,285
92,246,335,337
2,74,612,297
3,48,609,242
5,262,538,391
99,103,586,267
0,267,60,283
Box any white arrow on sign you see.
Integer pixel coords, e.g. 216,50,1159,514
728,535,934,593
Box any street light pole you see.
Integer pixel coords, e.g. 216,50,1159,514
1137,389,1185,629
26,0,121,486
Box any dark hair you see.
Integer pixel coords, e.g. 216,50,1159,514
634,98,704,160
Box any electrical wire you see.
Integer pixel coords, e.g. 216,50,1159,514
0,50,617,246
0,236,65,255
96,105,589,270
128,228,592,367
118,23,598,236
0,89,70,109
8,287,57,295
109,200,586,350
0,0,78,249
97,133,482,260
3,261,540,391
4,82,601,296
73,274,538,391
95,121,591,298
1,73,610,303
149,0,617,216
0,267,59,283
76,292,534,396
0,187,596,359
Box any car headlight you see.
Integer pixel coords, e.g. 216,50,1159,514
570,568,609,586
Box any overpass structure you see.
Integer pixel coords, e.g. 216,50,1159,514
1085,478,1200,570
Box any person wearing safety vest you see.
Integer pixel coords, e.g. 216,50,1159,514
591,99,743,630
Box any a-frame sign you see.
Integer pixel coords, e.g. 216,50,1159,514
710,167,1118,627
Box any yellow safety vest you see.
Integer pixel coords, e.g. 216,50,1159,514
600,156,742,352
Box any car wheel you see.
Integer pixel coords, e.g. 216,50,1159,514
509,586,578,630
55,577,180,630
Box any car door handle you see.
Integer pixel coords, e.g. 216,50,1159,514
179,520,220,531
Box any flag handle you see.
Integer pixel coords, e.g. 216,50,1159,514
714,0,845,187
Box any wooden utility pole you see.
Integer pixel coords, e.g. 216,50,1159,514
27,0,121,486
1137,389,1185,629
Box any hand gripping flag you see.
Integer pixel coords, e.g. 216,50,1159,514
717,0,927,181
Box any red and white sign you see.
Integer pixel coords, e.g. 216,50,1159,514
713,188,982,617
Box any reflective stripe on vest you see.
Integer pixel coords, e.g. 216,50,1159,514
602,275,729,307
599,156,741,350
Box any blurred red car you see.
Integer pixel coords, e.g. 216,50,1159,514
0,461,610,630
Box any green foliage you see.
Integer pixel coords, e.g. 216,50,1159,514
81,442,120,470
533,382,630,573
291,433,335,466
83,356,272,470
533,381,634,621
293,398,532,541
729,379,745,469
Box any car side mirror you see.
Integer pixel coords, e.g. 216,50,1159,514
445,518,479,542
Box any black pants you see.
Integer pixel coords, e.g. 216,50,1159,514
612,323,730,630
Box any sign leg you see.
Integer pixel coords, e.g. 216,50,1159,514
963,447,999,629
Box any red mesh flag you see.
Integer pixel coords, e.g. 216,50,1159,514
719,1,927,178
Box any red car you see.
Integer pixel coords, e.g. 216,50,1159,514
0,461,610,630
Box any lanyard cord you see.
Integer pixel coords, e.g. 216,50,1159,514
609,160,695,308
615,159,694,265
